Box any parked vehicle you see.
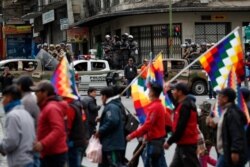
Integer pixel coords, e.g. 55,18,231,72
163,58,208,95
72,59,125,91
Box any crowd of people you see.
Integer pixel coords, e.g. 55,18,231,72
181,42,215,61
37,43,74,63
0,71,250,167
102,33,138,69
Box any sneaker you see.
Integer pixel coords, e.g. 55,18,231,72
126,96,130,99
206,97,211,100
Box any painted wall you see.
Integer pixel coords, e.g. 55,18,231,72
90,11,250,46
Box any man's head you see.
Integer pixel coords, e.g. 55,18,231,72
4,66,9,73
49,44,55,50
128,58,133,65
148,82,163,100
88,87,97,97
218,88,236,107
43,43,48,51
100,87,114,105
30,80,56,104
143,59,148,66
16,75,34,93
2,85,22,108
172,83,189,101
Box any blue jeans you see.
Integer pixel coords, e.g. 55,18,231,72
216,154,245,167
68,147,83,167
142,142,167,167
25,162,34,167
126,79,133,97
34,152,40,167
40,152,68,167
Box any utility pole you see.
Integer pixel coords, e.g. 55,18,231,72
169,0,173,58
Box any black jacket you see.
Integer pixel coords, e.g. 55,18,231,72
124,65,137,80
0,73,13,91
222,103,247,166
82,95,101,127
68,100,87,148
99,97,125,152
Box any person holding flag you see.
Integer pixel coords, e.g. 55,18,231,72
127,82,167,167
163,82,200,167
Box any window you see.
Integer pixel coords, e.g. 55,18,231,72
130,23,182,63
171,60,185,70
23,61,38,71
75,62,87,71
91,62,106,71
195,23,231,43
4,62,18,71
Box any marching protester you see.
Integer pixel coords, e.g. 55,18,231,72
140,58,149,80
82,87,101,138
164,82,200,167
95,87,126,167
64,97,87,167
215,88,247,167
0,85,36,167
31,80,68,167
240,87,250,166
127,82,167,167
16,75,40,127
124,58,137,98
198,101,217,167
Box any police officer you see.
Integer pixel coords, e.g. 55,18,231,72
128,35,138,64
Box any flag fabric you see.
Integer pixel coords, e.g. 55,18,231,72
131,77,149,123
51,56,79,100
226,68,250,123
131,53,174,123
199,30,245,91
212,67,250,124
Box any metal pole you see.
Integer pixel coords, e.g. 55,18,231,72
169,0,173,58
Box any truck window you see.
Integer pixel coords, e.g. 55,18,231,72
23,61,38,71
75,62,87,71
91,62,106,71
4,62,18,71
171,61,185,70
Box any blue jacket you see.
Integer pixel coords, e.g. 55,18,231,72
99,96,125,152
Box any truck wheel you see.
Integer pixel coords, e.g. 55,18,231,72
191,80,207,95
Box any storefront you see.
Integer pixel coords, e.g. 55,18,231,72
3,25,32,59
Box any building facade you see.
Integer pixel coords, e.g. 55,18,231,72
73,0,250,63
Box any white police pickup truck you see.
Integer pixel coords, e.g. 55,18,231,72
72,59,125,92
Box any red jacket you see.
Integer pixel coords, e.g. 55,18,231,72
129,99,166,141
37,96,68,157
168,98,198,145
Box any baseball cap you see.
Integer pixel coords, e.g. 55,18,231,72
172,82,189,95
30,80,55,93
217,88,236,102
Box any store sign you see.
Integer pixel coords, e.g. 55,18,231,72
42,10,55,24
212,15,226,20
60,18,69,30
67,27,89,43
3,25,32,35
